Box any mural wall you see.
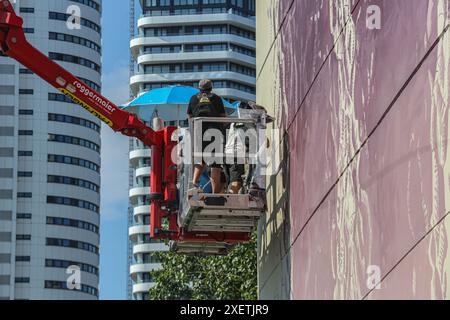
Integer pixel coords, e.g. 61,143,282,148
256,0,450,299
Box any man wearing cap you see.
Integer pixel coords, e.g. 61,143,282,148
187,79,227,193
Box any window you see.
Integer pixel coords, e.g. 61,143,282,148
20,7,35,13
48,92,76,104
142,61,255,76
23,28,34,34
48,154,100,173
47,216,99,234
46,238,99,254
18,151,33,157
0,148,14,157
203,0,227,4
44,280,98,297
230,62,256,76
17,213,32,220
49,52,100,73
230,43,256,57
16,234,31,240
47,175,99,193
48,134,100,153
15,256,30,262
17,192,32,198
0,190,13,199
0,85,14,95
48,113,100,132
184,24,227,35
19,68,33,74
18,172,32,178
141,253,161,264
144,63,181,74
0,127,14,137
0,211,12,221
69,0,101,12
0,169,13,178
49,32,101,53
0,254,11,263
0,232,11,242
143,45,182,54
173,0,200,5
18,130,33,136
49,12,101,34
184,43,227,53
19,89,34,95
230,25,255,39
19,109,34,115
143,80,255,94
144,26,182,36
0,64,15,74
15,277,30,283
77,78,101,92
45,259,98,275
47,196,99,214
0,106,14,115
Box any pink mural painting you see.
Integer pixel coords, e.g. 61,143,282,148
258,0,450,299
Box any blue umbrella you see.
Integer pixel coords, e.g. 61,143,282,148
122,85,236,110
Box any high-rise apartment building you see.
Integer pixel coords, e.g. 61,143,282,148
127,0,256,300
130,0,256,102
0,0,102,300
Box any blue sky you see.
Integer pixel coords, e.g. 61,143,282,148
99,0,135,300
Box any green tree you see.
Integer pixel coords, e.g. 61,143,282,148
148,234,257,300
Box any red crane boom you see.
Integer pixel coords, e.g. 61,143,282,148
0,0,253,254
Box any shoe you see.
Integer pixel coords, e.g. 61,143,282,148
188,182,203,193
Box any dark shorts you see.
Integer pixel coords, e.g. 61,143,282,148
229,164,245,184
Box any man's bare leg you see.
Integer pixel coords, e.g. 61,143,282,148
192,164,205,186
210,167,222,194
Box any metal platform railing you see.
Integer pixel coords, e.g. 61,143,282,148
169,108,270,255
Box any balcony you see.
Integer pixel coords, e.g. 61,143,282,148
133,282,155,295
129,224,149,236
128,224,149,243
135,166,151,179
130,71,255,95
137,12,255,30
130,263,163,281
137,51,256,68
133,243,168,255
129,187,150,202
129,149,151,167
133,205,150,217
130,34,255,57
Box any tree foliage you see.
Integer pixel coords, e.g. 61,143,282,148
148,234,257,300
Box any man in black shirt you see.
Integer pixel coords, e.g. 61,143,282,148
187,79,227,193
